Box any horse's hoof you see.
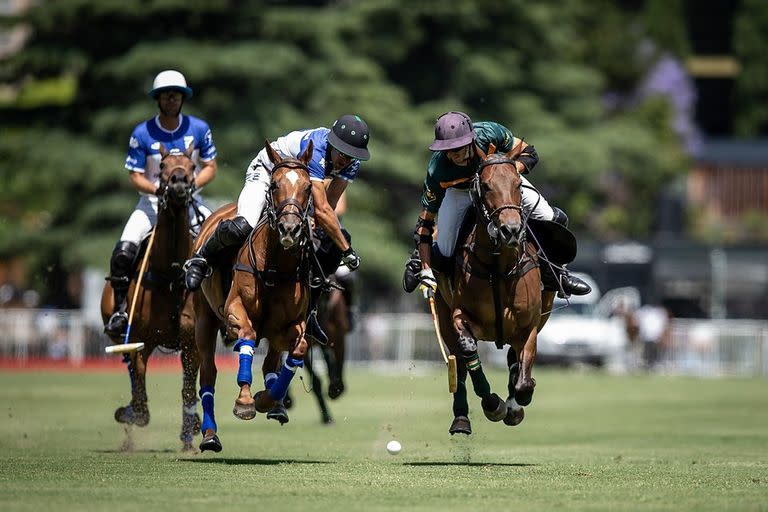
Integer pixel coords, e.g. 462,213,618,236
283,393,293,409
515,379,536,407
182,441,196,453
115,405,150,427
180,412,201,443
199,431,222,453
322,416,335,425
232,400,257,421
503,398,525,426
328,381,345,400
253,390,275,414
449,415,472,435
481,393,508,422
266,404,289,425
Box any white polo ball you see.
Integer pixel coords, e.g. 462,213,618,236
386,440,402,455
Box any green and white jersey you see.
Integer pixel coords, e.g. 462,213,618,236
420,121,516,213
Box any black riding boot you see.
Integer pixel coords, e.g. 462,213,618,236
402,249,422,293
306,286,328,345
540,263,592,298
184,216,252,291
105,241,139,337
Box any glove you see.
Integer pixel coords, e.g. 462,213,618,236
418,268,437,299
341,247,361,271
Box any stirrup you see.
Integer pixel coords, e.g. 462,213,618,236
306,312,328,346
183,257,212,290
183,257,213,278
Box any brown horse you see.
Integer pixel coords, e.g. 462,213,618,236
194,140,314,452
101,144,200,450
434,145,556,435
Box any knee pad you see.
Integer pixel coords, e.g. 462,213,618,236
552,207,569,227
219,216,252,246
110,241,139,278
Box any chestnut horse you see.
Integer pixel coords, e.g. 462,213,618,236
194,140,314,452
101,144,200,450
434,145,556,435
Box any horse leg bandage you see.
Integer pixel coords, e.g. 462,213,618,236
264,372,278,390
233,339,256,386
199,386,216,433
268,357,304,401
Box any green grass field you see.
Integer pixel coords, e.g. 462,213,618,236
0,366,766,511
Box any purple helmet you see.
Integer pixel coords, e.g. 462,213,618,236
429,111,476,151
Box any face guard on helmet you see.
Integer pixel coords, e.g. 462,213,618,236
429,111,476,151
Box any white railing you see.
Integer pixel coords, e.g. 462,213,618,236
0,308,766,377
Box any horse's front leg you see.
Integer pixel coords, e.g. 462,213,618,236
179,298,200,451
226,295,260,421
503,346,525,426
115,344,152,427
452,310,506,422
254,325,306,414
195,296,222,452
515,326,538,406
262,348,290,425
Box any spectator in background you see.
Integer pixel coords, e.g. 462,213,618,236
635,302,671,370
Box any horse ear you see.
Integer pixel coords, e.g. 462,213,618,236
185,141,195,158
158,144,168,159
487,143,496,155
265,139,282,165
474,142,487,161
299,139,314,166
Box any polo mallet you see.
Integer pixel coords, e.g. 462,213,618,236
105,228,157,354
427,291,458,393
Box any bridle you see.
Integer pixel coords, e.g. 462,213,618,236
157,153,196,212
470,154,528,251
265,160,313,237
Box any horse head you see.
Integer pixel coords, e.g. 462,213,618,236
471,144,525,250
158,143,196,209
264,138,313,249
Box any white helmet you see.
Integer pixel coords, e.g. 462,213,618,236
149,70,193,99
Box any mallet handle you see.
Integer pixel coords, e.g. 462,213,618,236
123,227,157,345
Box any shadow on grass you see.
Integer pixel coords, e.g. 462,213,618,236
405,462,536,467
182,458,331,465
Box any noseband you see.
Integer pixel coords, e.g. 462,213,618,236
265,161,313,235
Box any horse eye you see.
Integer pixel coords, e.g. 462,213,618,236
159,163,165,170
481,182,491,192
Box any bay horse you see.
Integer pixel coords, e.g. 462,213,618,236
101,144,200,450
194,140,314,452
433,144,556,435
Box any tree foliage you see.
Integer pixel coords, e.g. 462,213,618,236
0,0,690,302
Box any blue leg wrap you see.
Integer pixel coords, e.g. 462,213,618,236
264,372,278,390
268,357,304,401
199,385,216,433
233,339,256,387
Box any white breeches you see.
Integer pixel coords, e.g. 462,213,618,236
436,175,554,257
237,150,272,227
119,195,212,245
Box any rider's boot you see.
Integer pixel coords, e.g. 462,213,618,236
184,216,252,291
402,249,422,293
305,286,328,345
105,241,139,337
541,262,592,298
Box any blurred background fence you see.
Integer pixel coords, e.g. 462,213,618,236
2,308,766,377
